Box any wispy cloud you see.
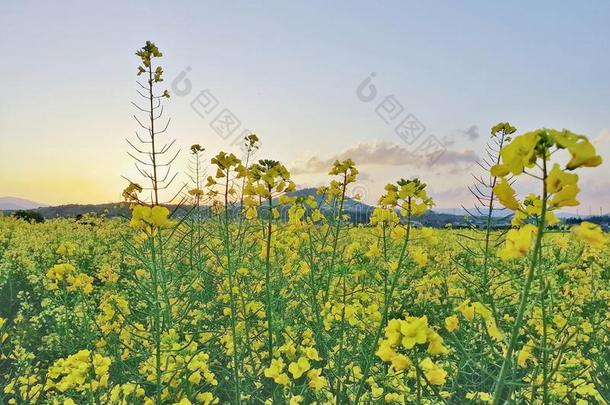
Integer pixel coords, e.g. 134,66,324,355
290,141,477,175
461,125,480,141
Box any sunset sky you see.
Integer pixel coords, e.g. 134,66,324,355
1,1,609,211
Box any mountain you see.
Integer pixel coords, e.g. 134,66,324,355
33,203,130,219
0,189,487,228
0,197,48,210
433,207,512,218
5,189,602,229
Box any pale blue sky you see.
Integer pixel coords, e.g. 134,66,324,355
1,1,608,210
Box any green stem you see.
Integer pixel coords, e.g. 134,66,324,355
492,159,548,404
264,193,274,360
150,236,162,404
223,169,242,404
334,271,348,404
324,173,348,302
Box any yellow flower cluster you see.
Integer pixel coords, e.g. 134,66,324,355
322,299,381,330
455,300,503,342
121,182,142,202
56,241,78,256
3,374,43,403
376,316,447,383
572,221,606,248
370,207,399,226
263,336,326,391
46,263,94,294
96,293,130,333
46,349,111,393
497,224,537,261
130,204,173,229
109,382,146,403
490,129,602,261
243,159,295,219
379,178,434,217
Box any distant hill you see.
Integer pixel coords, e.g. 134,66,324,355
3,190,606,229
0,197,48,210
0,190,501,228
434,207,511,218
33,203,131,219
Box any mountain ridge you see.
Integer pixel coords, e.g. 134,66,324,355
0,197,48,210
2,190,606,229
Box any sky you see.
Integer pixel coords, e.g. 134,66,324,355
1,0,609,211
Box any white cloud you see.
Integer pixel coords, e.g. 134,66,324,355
290,140,477,175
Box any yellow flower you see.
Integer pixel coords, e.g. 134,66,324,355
150,206,172,227
130,204,151,228
306,368,326,391
195,392,218,405
517,340,536,368
57,242,78,256
302,347,320,361
370,207,399,226
376,340,398,362
384,392,405,403
47,350,111,394
485,320,503,342
399,316,429,349
66,273,94,294
493,178,520,210
46,263,76,289
420,358,447,385
311,209,324,222
497,224,537,261
490,164,510,177
546,163,577,194
264,358,290,385
572,221,606,248
494,131,539,175
370,381,384,398
444,315,459,332
188,188,203,197
457,300,475,321
130,204,173,229
410,246,428,267
427,332,448,355
466,392,493,403
245,206,257,220
565,139,602,170
425,368,447,385
289,395,304,405
365,243,382,258
390,354,411,370
545,211,559,226
287,357,310,379
546,164,580,208
122,182,142,201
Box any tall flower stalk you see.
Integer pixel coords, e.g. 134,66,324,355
490,129,602,403
121,41,181,403
206,152,247,404
243,159,295,360
354,178,434,404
